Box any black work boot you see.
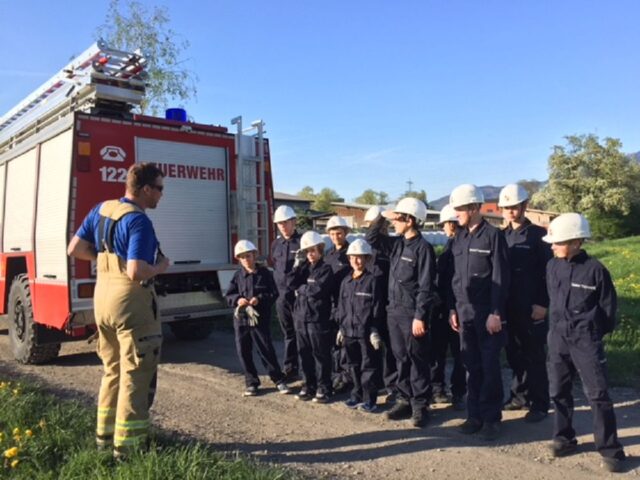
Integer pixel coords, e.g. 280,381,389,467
601,453,626,473
411,407,429,428
479,421,501,441
385,400,412,420
549,440,578,458
458,418,483,434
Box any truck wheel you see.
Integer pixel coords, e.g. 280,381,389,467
168,319,215,341
7,274,60,364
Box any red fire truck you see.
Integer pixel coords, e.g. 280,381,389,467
0,41,274,363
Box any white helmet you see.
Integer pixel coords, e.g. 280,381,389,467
382,197,427,222
234,239,257,257
450,184,484,208
325,215,351,232
300,231,325,250
438,204,458,225
542,213,591,244
498,184,529,208
364,205,385,222
273,205,296,223
346,238,372,256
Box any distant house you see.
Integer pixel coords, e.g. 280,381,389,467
522,208,557,228
273,192,312,212
480,200,500,215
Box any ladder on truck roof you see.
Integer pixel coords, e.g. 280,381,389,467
0,39,147,152
232,116,270,257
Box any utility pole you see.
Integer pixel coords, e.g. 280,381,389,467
407,179,413,193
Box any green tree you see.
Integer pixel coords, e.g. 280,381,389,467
297,186,316,200
533,134,640,238
314,188,342,212
96,0,197,115
296,186,342,212
354,189,389,205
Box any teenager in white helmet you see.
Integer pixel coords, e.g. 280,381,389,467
543,213,626,473
367,197,437,428
324,215,353,394
363,206,398,403
499,184,552,422
226,240,291,396
448,184,510,441
291,231,336,403
336,238,384,412
270,205,302,381
429,204,466,410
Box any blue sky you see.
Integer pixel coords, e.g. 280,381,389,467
2,0,639,203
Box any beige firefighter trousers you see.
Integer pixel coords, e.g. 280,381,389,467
94,251,162,455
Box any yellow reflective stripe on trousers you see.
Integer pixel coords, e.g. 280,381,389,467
97,407,116,436
97,407,116,418
114,433,148,446
116,419,150,430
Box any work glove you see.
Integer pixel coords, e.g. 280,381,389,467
369,328,382,350
246,305,260,327
336,329,345,346
233,304,244,322
293,249,306,268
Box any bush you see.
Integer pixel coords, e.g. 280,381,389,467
587,204,640,240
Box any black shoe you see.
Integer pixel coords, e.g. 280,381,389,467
411,407,429,428
503,399,527,411
295,387,315,401
601,454,626,473
458,418,483,434
312,391,330,404
385,400,412,420
524,410,548,423
549,440,578,458
451,395,466,411
480,421,501,441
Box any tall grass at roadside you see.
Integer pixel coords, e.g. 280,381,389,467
585,236,640,387
0,380,293,479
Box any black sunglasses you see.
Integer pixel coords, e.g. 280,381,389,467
148,184,164,192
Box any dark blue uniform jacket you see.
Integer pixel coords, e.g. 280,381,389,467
270,230,301,296
226,266,278,327
292,259,335,325
449,219,510,318
337,270,382,338
366,218,437,322
325,242,352,319
436,238,454,307
546,250,617,336
504,219,552,315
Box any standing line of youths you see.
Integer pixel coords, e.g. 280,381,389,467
225,184,627,474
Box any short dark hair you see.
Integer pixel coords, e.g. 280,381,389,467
126,163,164,195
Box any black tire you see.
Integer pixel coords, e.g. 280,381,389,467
168,319,215,341
7,274,60,364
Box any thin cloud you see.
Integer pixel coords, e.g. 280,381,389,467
340,146,405,167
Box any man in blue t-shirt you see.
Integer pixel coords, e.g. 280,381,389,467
68,162,169,459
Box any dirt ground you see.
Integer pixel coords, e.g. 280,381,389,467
0,320,638,479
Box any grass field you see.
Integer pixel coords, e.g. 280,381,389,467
0,381,293,479
585,236,640,387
